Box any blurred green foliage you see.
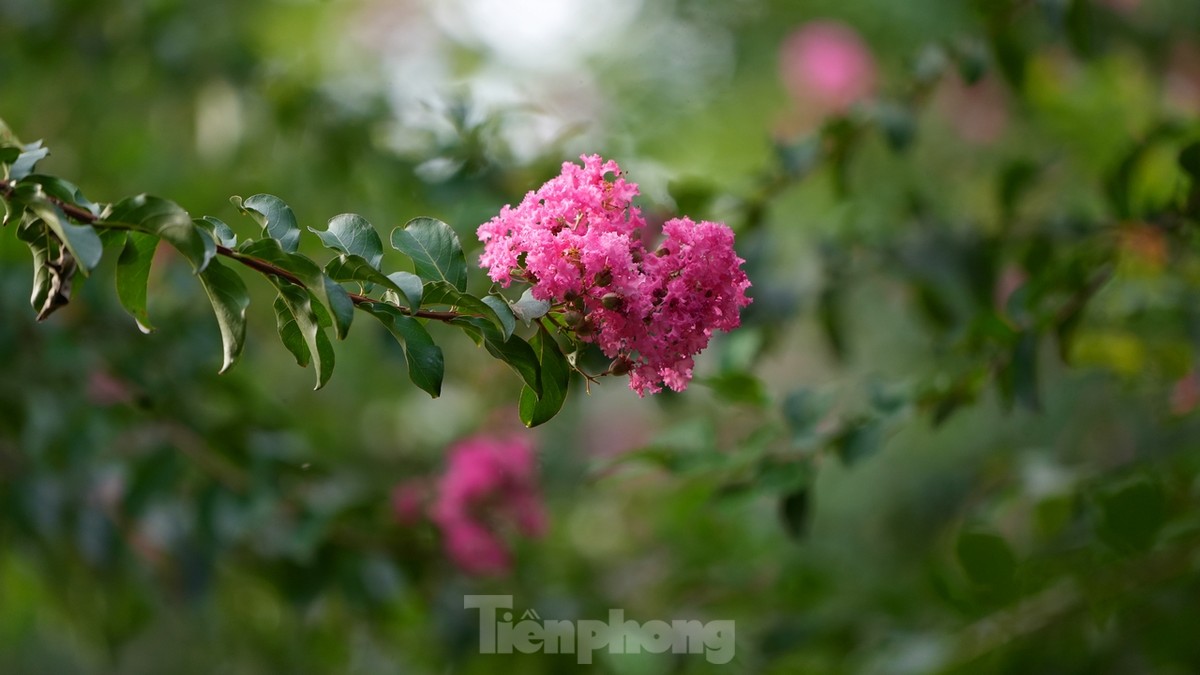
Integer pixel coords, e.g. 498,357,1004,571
2,0,1200,672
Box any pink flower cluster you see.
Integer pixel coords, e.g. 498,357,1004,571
392,434,546,576
477,155,752,396
779,21,877,113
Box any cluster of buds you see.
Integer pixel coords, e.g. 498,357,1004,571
477,155,752,396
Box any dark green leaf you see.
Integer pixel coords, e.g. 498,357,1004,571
239,238,353,340
779,488,811,540
361,303,444,398
389,217,467,291
198,258,250,374
326,254,413,308
105,194,214,273
115,231,159,332
1095,476,1166,553
956,530,1017,587
782,388,830,443
21,174,101,216
271,283,335,390
451,317,541,396
15,219,56,317
233,194,301,253
0,146,19,165
999,332,1039,412
311,214,383,269
833,419,883,466
518,328,570,427
422,281,506,332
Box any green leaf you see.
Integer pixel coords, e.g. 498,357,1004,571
105,195,215,273
518,328,570,427
956,530,1017,587
8,142,48,180
422,281,505,332
271,283,335,390
389,217,467,291
0,146,19,165
233,194,301,253
703,371,769,407
239,238,354,340
482,295,516,340
361,303,444,398
998,332,1040,412
1095,476,1166,553
511,287,550,325
387,272,422,313
451,317,541,396
195,216,237,247
779,488,811,540
198,258,250,374
21,175,101,217
26,199,103,274
325,254,414,307
115,231,159,332
15,219,56,317
311,214,383,269
832,418,883,466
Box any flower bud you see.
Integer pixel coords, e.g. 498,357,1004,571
563,310,584,328
594,269,613,287
608,357,633,376
601,292,623,310
575,319,596,338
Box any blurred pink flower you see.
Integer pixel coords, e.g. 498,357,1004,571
779,21,877,113
430,435,546,576
390,480,429,526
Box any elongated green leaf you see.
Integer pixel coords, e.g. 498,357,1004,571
271,282,335,390
115,231,159,332
390,217,467,290
956,530,1017,587
423,281,505,331
450,316,541,396
198,258,250,374
311,214,383,269
361,303,444,398
325,254,413,309
105,194,214,273
233,193,300,252
518,328,570,427
26,199,103,274
15,218,54,315
239,238,353,340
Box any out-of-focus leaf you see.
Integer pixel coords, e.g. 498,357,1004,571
115,231,159,333
198,258,250,374
956,530,1017,587
310,213,383,270
703,371,769,407
389,217,467,291
361,303,444,398
518,328,570,427
232,193,301,253
833,418,883,466
1095,476,1166,554
779,489,811,540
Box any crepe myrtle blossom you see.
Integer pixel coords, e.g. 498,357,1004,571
779,20,877,113
429,435,547,576
477,155,752,396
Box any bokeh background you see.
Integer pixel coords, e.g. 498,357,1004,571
3,0,1200,672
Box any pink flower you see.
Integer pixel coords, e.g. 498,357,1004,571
476,155,752,396
779,21,877,113
430,435,546,576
